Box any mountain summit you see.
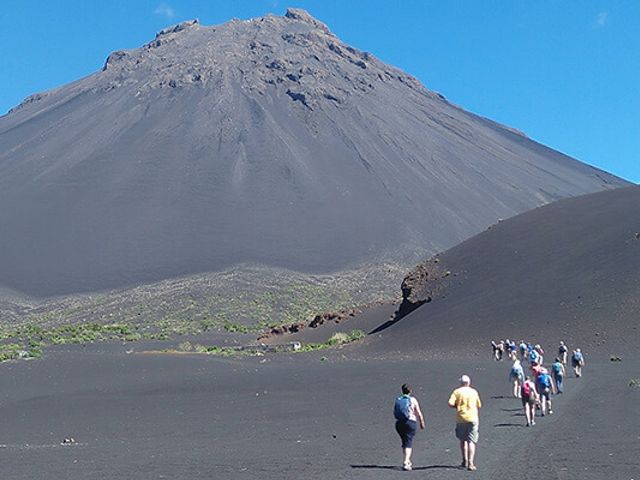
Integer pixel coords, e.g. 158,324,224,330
0,9,629,296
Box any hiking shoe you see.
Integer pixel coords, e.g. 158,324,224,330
467,464,477,471
402,464,412,471
460,460,468,469
549,409,553,414
531,420,536,426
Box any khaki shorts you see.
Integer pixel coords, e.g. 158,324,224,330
455,422,479,443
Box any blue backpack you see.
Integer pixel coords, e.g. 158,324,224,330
394,395,412,421
552,362,562,375
529,351,539,363
538,373,552,389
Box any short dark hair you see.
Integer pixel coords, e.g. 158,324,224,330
401,383,411,395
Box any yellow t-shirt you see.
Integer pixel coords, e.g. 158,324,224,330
448,386,481,423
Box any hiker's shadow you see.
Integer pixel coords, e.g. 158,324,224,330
351,464,461,471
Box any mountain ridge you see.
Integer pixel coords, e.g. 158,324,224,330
0,9,629,297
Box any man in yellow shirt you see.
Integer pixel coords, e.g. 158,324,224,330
448,374,482,471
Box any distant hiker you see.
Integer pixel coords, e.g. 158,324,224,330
571,348,585,377
520,376,539,426
535,368,553,416
518,340,527,361
491,341,499,361
497,340,505,361
509,359,524,398
551,357,566,394
394,383,425,471
530,362,543,381
558,341,568,365
506,339,517,361
534,344,545,365
528,347,540,366
448,375,482,471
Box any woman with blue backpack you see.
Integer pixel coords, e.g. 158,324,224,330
393,383,425,471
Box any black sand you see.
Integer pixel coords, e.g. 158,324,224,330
374,186,640,356
0,345,637,479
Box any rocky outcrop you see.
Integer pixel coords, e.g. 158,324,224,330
397,258,450,317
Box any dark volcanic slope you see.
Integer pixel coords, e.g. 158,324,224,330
0,9,628,297
375,186,640,355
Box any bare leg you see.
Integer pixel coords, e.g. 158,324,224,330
460,439,468,466
468,441,477,468
403,447,412,469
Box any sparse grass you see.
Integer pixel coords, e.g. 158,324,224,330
298,329,366,352
628,378,640,389
0,263,403,362
162,343,249,357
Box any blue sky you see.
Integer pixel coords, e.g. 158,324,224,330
1,1,638,182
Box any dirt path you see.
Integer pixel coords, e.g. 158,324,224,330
0,348,637,479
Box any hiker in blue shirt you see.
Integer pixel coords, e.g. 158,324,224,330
394,383,425,471
518,340,527,361
536,369,553,416
551,357,566,394
528,348,540,366
571,348,585,377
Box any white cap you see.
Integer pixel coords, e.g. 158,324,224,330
459,374,471,385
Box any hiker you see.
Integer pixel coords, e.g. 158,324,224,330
571,348,585,377
491,341,499,361
536,368,553,416
534,344,545,365
551,357,566,394
506,339,517,361
518,340,527,361
394,383,425,471
520,376,539,427
448,375,482,471
509,359,524,398
528,347,541,366
497,340,505,361
530,362,543,381
558,341,568,365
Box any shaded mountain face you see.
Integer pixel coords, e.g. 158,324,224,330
376,186,640,355
0,9,629,297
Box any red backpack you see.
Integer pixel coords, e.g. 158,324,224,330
522,381,532,399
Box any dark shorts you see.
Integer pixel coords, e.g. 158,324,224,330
539,388,550,401
455,422,479,443
522,395,536,406
395,420,418,448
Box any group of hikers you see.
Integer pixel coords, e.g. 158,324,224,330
503,340,585,426
392,340,585,472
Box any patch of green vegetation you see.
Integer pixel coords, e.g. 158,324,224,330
169,342,248,357
297,329,366,353
0,343,42,362
223,320,251,334
1,263,402,363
